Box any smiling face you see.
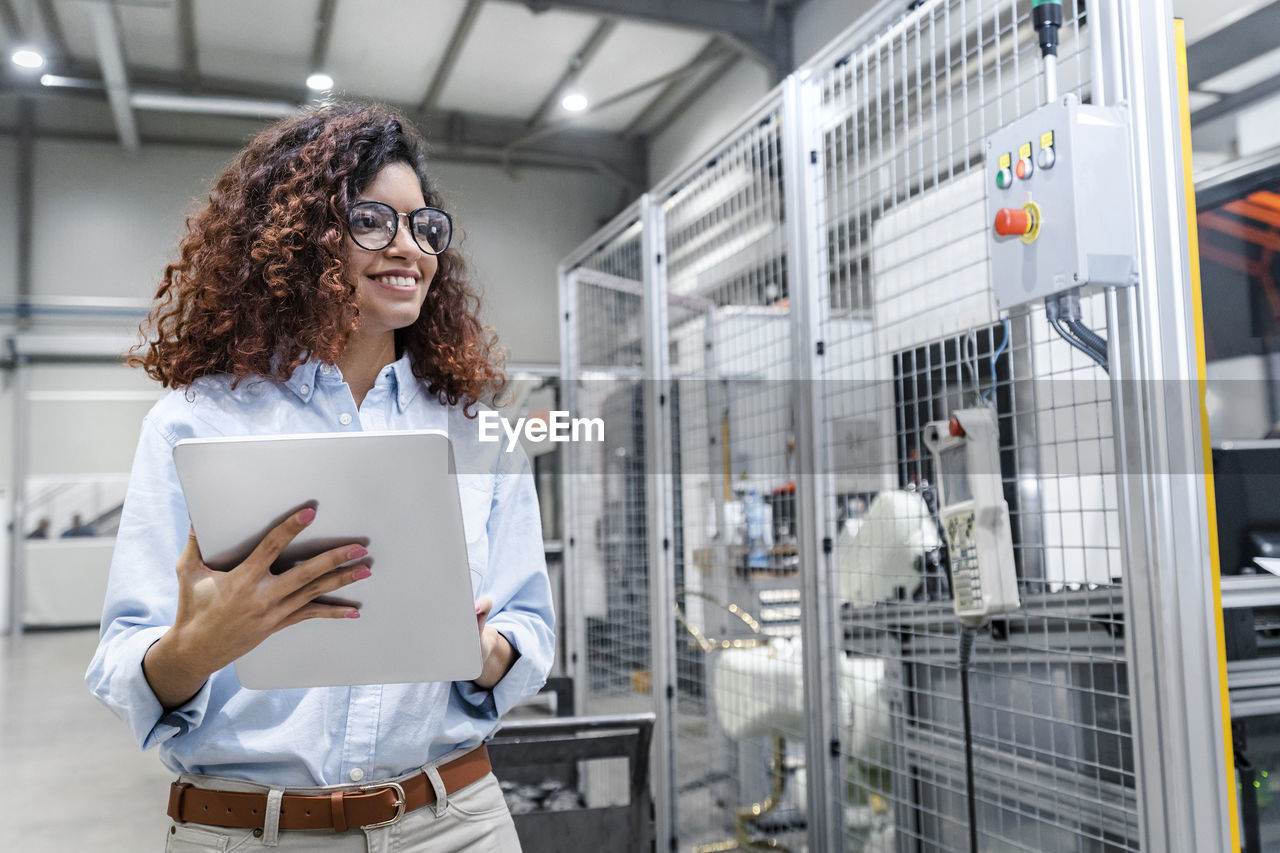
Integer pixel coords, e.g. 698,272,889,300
341,161,439,350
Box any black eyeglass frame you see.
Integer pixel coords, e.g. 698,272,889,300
346,200,453,256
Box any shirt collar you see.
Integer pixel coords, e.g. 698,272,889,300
284,352,422,412
388,351,422,413
283,358,320,403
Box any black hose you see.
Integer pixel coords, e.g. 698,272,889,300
960,626,979,853
1065,318,1109,360
1050,314,1109,372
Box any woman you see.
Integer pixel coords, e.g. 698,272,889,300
86,101,554,852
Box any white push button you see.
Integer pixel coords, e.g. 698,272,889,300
339,413,353,426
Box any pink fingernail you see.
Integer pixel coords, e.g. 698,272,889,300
347,546,368,560
345,610,360,619
297,508,316,524
352,566,372,580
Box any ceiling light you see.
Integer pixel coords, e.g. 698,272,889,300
306,72,334,91
561,92,589,112
11,48,44,69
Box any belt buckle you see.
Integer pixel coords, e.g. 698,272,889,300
357,781,407,830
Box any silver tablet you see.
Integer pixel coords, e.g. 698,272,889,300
172,430,483,689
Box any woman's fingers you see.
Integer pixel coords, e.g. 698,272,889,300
279,542,369,595
276,600,361,631
241,507,317,576
283,561,372,612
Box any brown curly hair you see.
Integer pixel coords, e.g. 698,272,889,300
133,101,505,413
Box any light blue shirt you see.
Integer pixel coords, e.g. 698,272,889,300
86,354,555,787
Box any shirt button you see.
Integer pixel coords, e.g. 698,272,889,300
349,768,364,782
320,365,332,374
339,413,353,426
299,384,310,395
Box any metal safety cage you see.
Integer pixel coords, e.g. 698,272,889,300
794,0,1229,851
558,1,1231,850
651,90,815,852
557,202,661,823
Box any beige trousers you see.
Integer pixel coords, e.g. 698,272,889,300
163,768,521,853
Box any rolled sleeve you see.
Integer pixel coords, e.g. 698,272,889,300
454,445,555,717
86,624,215,749
85,412,202,749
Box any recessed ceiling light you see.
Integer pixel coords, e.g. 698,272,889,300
11,48,45,70
561,92,589,112
306,72,334,91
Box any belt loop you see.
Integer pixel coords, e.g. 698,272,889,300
425,765,448,818
167,782,192,823
262,787,284,847
330,791,349,834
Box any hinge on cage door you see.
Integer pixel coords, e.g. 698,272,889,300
823,536,833,554
816,341,825,356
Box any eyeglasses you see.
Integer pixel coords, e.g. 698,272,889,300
346,201,452,255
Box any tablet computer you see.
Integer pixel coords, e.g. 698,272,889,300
172,430,483,689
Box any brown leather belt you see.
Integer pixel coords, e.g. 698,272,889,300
167,745,491,833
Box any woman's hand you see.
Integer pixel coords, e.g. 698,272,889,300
472,595,519,690
142,507,370,710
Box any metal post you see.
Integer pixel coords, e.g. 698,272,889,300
7,355,29,635
1106,1,1232,849
640,193,678,851
782,72,843,852
557,265,587,714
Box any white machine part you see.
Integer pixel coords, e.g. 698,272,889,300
837,490,939,607
711,637,890,762
984,94,1137,309
923,408,1020,626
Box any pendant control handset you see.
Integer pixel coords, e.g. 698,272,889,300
923,408,1020,628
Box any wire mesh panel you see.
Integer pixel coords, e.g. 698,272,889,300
560,209,656,812
657,99,817,850
805,1,1138,851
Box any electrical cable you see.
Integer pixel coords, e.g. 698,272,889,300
982,318,1011,404
959,625,979,853
1045,294,1109,372
1050,313,1109,371
1065,317,1108,358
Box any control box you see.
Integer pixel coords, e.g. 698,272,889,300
984,94,1137,309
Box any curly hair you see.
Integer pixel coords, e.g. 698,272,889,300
133,101,505,413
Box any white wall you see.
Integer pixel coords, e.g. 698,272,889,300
646,0,884,187
23,139,618,366
647,59,774,185
431,161,619,365
0,139,17,306
791,0,882,68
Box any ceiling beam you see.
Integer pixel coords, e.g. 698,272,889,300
0,0,23,40
85,0,139,152
504,41,737,155
2,70,646,190
621,36,724,137
419,0,484,115
637,49,739,140
177,0,198,91
34,0,68,58
525,0,793,78
309,0,338,72
1191,69,1280,128
1186,1,1280,90
526,17,616,127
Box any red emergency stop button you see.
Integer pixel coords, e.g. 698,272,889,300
994,207,1032,236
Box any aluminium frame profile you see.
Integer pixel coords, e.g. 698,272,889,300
1103,1,1233,850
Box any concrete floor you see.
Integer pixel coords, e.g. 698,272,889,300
0,628,174,852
